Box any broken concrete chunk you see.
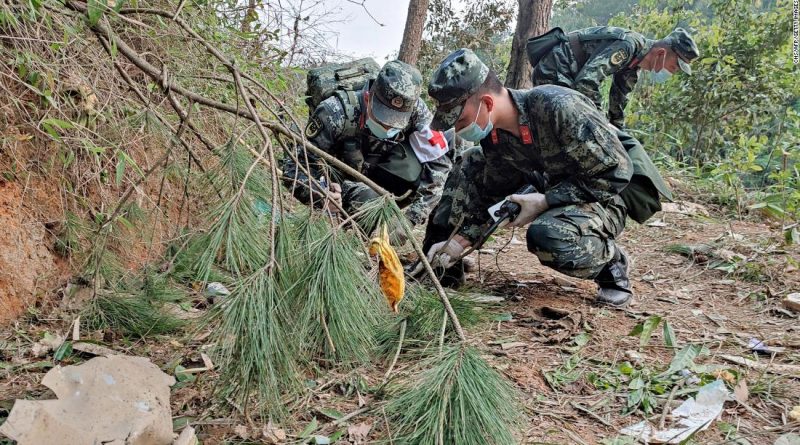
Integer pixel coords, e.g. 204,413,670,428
0,355,175,445
783,293,800,313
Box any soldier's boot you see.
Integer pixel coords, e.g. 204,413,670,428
594,247,632,308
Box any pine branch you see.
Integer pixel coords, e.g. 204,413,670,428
65,0,468,342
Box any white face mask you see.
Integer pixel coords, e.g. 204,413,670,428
456,100,493,142
366,95,401,139
650,52,673,84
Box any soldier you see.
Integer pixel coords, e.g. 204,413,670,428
529,27,699,128
417,49,670,308
283,60,452,243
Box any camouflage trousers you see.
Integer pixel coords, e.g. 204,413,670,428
423,147,628,280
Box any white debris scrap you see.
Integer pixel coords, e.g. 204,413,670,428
620,380,731,444
0,355,176,445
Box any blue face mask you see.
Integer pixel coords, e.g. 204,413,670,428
366,116,400,139
457,101,493,142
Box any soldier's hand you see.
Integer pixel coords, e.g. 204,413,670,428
323,182,342,212
506,193,549,228
428,237,468,268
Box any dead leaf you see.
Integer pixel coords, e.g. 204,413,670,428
72,342,118,357
500,342,527,351
262,421,286,444
523,307,584,344
31,333,64,358
234,424,250,440
200,353,214,370
719,354,800,375
661,201,709,216
733,379,749,404
347,422,372,444
713,369,736,384
790,406,800,422
72,317,80,341
357,391,366,408
174,426,198,445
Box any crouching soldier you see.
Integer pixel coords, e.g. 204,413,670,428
283,60,452,244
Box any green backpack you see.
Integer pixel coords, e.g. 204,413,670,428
305,58,380,129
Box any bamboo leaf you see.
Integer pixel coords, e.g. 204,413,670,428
115,155,126,186
663,320,677,348
629,315,662,346
663,344,708,376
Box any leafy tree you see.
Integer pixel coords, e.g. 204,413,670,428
417,0,516,84
614,0,799,219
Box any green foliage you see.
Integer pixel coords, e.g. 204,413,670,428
543,353,584,389
83,290,184,338
418,0,516,86
209,263,302,418
289,222,386,365
552,0,639,30
614,0,799,219
376,285,489,357
385,344,522,445
628,315,663,346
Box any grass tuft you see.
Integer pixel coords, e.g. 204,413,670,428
83,290,184,338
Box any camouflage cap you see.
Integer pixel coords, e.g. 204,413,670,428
665,28,699,74
428,48,489,130
370,60,422,129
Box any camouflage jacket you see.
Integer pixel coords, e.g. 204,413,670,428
283,82,452,225
532,26,651,128
456,85,633,242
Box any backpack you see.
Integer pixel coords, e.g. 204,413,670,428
305,58,381,136
525,27,566,68
306,58,423,195
526,27,630,69
615,129,673,223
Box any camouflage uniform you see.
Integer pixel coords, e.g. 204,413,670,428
423,48,641,285
284,61,452,226
531,27,699,128
425,85,631,279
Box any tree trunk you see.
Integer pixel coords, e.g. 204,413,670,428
398,0,429,65
241,0,257,33
504,0,553,89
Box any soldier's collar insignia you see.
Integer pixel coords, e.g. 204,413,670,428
305,115,323,139
610,49,628,66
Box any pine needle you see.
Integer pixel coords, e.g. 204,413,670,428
194,146,274,280
385,344,522,445
376,285,487,357
209,264,301,418
289,223,387,365
354,195,405,237
83,290,184,338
